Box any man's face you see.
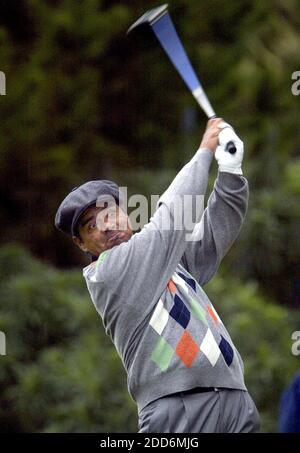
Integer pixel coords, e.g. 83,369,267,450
72,202,133,258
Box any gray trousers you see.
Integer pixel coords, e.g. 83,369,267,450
138,388,261,433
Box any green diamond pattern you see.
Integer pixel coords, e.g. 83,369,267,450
189,298,208,326
151,337,174,371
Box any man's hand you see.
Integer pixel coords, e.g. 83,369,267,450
199,117,225,153
200,118,244,175
215,124,244,175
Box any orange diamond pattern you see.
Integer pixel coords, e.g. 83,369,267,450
175,331,199,367
206,306,219,325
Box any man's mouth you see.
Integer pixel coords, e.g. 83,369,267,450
107,232,121,244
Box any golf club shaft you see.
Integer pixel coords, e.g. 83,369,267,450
150,8,237,154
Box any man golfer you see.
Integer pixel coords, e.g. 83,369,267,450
55,118,260,433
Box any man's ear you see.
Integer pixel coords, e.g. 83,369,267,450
72,236,88,252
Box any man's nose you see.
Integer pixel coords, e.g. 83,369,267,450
101,218,117,232
96,209,118,231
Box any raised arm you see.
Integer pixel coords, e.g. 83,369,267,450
180,172,249,286
180,123,249,285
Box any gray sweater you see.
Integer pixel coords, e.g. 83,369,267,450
83,148,249,412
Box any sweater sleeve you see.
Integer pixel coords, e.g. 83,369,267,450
84,148,213,309
180,171,249,286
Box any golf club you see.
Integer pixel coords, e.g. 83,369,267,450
127,4,236,154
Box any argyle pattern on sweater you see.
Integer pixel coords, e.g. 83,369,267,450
149,271,234,372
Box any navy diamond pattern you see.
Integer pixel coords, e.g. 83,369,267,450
219,335,234,366
178,272,196,292
170,294,190,329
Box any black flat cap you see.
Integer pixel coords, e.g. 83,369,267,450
55,180,120,237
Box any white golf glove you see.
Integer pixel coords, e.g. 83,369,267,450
215,123,244,175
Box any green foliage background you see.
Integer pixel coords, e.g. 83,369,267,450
0,0,299,432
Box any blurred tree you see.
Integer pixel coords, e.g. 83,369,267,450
0,243,137,432
205,275,300,432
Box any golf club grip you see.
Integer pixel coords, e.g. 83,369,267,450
209,115,237,154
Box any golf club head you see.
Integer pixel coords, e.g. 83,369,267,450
127,4,169,34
